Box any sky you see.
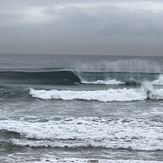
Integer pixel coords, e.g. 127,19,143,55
0,0,163,56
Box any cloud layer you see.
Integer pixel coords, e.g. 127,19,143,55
0,0,163,55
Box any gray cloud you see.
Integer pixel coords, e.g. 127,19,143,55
0,0,163,55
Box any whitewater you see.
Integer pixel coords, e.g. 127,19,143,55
29,83,163,101
81,74,163,86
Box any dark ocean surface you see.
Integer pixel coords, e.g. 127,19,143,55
0,54,163,163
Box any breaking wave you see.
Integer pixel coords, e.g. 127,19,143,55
1,82,163,102
29,84,163,102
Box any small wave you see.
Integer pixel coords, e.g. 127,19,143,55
0,129,21,139
0,86,30,100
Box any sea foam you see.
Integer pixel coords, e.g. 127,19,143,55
0,116,163,151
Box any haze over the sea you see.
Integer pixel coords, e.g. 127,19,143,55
0,0,163,56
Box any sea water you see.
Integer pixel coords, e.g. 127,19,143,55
0,54,163,163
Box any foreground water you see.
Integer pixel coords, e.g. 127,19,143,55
0,54,163,163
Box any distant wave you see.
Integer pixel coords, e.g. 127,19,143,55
29,84,163,102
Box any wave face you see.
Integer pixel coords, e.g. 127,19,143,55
0,71,81,85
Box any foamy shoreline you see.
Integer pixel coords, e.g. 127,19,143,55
31,157,163,163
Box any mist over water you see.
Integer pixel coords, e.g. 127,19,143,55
75,58,162,73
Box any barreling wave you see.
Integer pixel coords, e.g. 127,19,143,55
0,70,163,86
0,71,81,85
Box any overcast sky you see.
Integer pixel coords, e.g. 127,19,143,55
0,0,163,56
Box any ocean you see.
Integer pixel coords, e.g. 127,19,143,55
0,54,163,163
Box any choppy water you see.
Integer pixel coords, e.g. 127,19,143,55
0,54,163,163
